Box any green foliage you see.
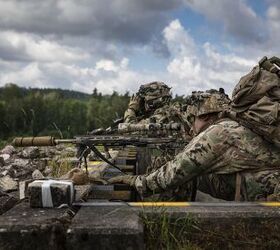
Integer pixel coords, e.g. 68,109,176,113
0,140,7,149
0,84,130,139
140,207,201,250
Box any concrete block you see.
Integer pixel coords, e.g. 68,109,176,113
140,203,280,249
0,195,18,215
0,202,67,250
67,206,144,250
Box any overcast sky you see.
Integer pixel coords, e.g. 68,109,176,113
0,0,279,96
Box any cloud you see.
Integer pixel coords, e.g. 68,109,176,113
0,31,89,62
162,19,255,95
266,0,280,49
0,1,278,97
0,63,46,88
0,57,155,94
0,0,182,44
163,19,196,57
183,0,265,44
0,19,259,96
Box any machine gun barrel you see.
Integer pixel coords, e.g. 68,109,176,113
12,135,181,148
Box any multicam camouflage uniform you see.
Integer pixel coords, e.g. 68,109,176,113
132,90,280,201
122,82,192,200
124,81,172,124
123,81,190,171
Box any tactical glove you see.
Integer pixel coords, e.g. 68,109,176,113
128,94,141,112
61,168,89,185
108,174,138,186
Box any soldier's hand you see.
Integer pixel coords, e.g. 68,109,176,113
128,94,141,112
61,168,89,185
107,174,138,186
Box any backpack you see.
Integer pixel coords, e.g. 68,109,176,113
231,56,280,147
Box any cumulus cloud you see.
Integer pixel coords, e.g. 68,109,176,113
162,20,255,95
0,1,278,96
0,57,155,94
0,18,260,96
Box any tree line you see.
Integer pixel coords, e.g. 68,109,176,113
0,83,185,143
0,84,130,140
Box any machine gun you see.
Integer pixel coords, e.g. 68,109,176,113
13,135,187,174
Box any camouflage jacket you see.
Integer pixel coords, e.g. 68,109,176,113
124,103,184,124
135,119,280,198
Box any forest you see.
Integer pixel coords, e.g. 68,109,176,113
0,83,130,145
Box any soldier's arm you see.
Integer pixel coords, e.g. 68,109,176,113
124,108,137,123
124,94,142,123
134,124,231,194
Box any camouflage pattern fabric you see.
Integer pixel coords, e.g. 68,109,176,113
134,119,280,201
123,107,139,123
244,170,280,201
122,83,195,201
122,85,192,200
230,62,280,148
124,81,172,124
124,103,183,124
186,89,230,116
124,82,171,123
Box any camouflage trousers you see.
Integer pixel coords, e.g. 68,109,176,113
244,170,280,201
143,171,280,202
197,170,280,201
146,148,280,201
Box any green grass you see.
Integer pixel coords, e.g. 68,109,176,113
140,207,201,250
49,158,74,178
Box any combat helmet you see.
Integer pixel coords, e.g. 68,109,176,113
188,88,230,117
138,81,171,110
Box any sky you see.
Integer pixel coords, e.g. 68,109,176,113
0,0,279,96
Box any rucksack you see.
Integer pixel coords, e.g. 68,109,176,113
231,56,280,147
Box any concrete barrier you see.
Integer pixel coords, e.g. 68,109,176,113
0,202,67,250
0,202,280,249
66,205,144,250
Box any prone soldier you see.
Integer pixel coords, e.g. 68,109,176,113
122,81,192,200
123,81,190,133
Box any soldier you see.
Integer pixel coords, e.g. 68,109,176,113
122,82,193,201
109,89,280,201
124,81,191,132
124,81,173,124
